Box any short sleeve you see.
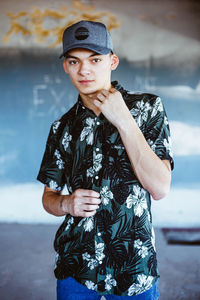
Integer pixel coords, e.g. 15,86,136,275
145,97,174,170
37,121,66,191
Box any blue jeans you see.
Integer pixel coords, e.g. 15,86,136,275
57,277,159,300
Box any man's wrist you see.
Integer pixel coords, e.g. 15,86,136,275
117,114,137,134
59,195,65,213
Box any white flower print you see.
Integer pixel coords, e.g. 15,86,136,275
54,149,64,169
134,196,147,217
84,217,94,232
57,161,64,169
52,120,61,134
85,280,97,291
82,242,105,270
105,274,117,291
134,239,142,249
82,252,98,270
65,217,74,231
88,258,98,270
134,238,148,258
86,151,102,178
49,180,61,191
151,97,163,118
86,167,95,178
54,149,60,157
78,217,94,232
100,186,113,206
138,246,148,258
82,252,91,261
126,194,136,209
147,139,156,152
163,137,173,158
62,131,72,151
130,100,151,127
80,117,95,145
93,152,103,172
128,274,154,296
95,241,105,262
126,186,147,217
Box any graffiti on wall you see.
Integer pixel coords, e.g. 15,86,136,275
31,76,69,119
3,0,121,47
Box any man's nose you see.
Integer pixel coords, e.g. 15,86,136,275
78,62,90,76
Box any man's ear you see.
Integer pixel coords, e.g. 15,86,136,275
63,60,69,74
111,54,119,71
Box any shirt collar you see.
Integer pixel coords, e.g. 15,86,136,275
112,81,128,99
75,95,96,117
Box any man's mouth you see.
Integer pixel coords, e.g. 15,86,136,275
79,80,94,85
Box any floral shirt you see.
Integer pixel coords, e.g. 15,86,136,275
37,81,174,296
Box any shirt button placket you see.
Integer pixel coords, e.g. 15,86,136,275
93,119,105,286
93,119,102,186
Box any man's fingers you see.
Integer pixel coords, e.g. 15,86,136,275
82,204,99,211
96,93,105,102
68,189,102,217
101,89,109,97
82,211,97,218
109,87,116,93
80,197,101,205
75,189,100,198
93,99,101,108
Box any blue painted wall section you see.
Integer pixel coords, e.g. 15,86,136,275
0,50,200,187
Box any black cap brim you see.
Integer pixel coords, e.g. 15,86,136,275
59,44,111,59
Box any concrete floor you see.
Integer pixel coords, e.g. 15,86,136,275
0,223,199,300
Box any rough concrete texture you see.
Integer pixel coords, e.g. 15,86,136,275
0,223,199,300
1,0,200,65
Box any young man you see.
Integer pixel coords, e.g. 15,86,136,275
37,20,174,300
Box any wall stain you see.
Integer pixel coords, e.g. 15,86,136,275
3,0,121,47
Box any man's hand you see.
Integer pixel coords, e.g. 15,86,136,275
93,88,132,129
61,189,101,217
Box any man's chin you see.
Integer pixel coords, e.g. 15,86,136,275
79,88,99,96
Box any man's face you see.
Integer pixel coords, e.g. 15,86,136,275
63,48,118,95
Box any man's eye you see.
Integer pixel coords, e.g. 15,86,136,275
69,60,78,65
92,58,101,63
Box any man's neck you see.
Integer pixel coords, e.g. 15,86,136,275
79,92,101,116
80,84,112,116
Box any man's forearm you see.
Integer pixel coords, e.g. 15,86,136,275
42,188,68,217
117,114,171,200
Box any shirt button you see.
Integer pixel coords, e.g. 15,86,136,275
97,232,101,236
95,176,99,180
96,121,100,125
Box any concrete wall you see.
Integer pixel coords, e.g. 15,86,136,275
0,0,200,226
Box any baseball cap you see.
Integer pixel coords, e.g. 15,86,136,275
59,20,113,58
